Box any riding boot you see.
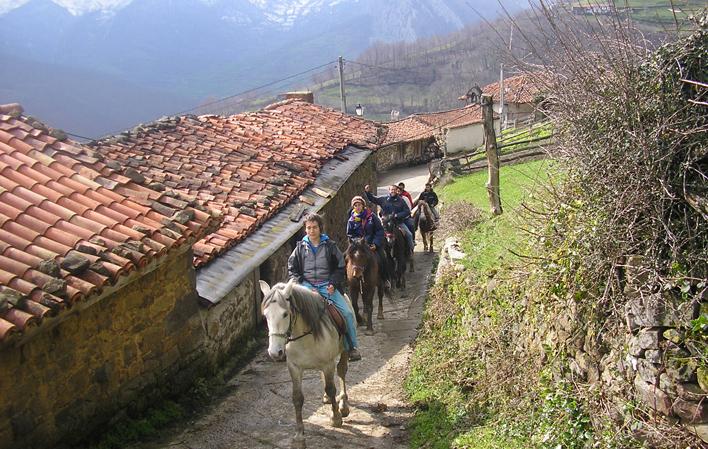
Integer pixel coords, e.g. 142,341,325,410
348,348,362,362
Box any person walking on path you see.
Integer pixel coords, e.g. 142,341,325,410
364,184,415,254
288,213,362,361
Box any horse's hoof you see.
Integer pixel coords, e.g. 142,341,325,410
340,403,350,418
292,436,306,449
322,394,331,404
377,312,384,320
365,328,375,336
331,415,343,428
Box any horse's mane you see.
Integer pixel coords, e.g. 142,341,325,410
345,238,372,260
417,200,434,226
287,283,332,340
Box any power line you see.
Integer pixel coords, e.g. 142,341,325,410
65,131,95,141
82,60,339,141
173,59,338,116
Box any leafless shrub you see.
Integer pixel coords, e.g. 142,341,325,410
497,3,707,446
437,201,484,239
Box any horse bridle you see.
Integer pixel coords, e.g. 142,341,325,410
266,295,313,343
266,292,328,343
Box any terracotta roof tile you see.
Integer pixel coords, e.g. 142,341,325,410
94,99,386,267
0,106,222,343
382,116,436,145
481,73,547,105
383,105,488,145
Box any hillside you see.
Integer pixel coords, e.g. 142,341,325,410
214,0,704,121
0,0,523,137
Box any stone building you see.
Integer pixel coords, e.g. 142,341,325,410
0,98,386,449
377,115,439,171
0,103,219,449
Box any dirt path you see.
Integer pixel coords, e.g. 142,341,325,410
137,167,435,449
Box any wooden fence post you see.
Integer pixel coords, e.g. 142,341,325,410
481,94,503,215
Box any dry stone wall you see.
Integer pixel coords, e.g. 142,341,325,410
0,249,206,449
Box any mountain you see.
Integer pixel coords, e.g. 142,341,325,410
0,52,196,137
0,0,525,136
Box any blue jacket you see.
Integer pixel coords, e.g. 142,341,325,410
364,191,411,222
288,234,345,291
346,209,384,249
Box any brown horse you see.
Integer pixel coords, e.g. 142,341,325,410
345,238,383,335
413,200,436,252
381,214,410,289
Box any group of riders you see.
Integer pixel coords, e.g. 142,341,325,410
286,182,439,363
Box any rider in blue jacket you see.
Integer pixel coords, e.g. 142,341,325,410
363,184,415,253
346,195,391,289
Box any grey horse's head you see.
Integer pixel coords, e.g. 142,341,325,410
260,279,296,362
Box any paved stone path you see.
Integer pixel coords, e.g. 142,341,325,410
136,166,435,449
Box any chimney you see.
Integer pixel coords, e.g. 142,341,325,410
284,91,314,104
0,103,24,115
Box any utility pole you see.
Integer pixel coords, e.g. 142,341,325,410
499,25,513,130
338,56,347,114
482,94,502,215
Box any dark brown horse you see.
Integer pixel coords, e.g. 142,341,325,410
413,200,435,252
381,214,410,289
345,238,383,335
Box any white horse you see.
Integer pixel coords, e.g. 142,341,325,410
260,279,351,449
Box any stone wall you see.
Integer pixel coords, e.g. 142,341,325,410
0,248,206,449
200,271,260,368
377,139,438,172
622,256,707,442
546,255,708,444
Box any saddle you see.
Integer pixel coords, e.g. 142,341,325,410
326,302,347,337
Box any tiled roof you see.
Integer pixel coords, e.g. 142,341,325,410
482,73,545,105
0,104,220,342
383,105,487,145
94,99,386,267
415,105,485,130
383,116,436,145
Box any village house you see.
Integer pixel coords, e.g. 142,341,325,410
0,103,220,449
381,104,500,160
376,115,440,171
460,73,547,129
0,98,386,449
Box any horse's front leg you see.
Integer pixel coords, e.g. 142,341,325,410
336,352,349,418
377,280,385,320
349,282,363,325
323,364,342,427
288,363,306,449
364,287,375,336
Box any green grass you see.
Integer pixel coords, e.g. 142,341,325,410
405,160,559,449
438,159,555,273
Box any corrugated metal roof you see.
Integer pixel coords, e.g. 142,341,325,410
196,145,370,304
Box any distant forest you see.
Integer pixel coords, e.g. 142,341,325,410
201,0,700,121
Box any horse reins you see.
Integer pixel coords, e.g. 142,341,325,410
267,294,329,343
350,262,367,297
267,301,313,343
